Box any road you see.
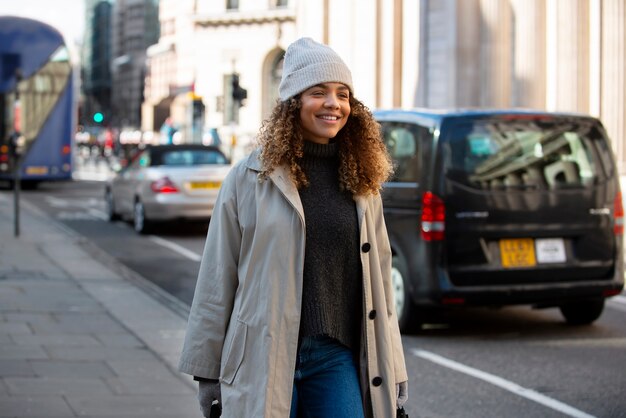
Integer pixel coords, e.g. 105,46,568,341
9,179,626,418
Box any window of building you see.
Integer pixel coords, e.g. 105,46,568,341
262,50,284,119
226,0,239,10
272,0,289,7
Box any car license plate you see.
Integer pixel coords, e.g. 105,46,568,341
535,238,566,263
188,181,221,189
500,238,536,268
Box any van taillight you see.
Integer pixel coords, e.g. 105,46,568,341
614,190,624,235
421,191,445,241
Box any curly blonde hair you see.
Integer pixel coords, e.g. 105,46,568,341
257,95,393,196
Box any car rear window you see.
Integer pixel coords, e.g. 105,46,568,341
152,149,228,166
441,117,614,190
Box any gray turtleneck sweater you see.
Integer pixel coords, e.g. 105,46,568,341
297,140,362,352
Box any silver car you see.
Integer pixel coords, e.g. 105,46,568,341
105,144,231,234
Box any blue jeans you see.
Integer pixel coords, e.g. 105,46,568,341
290,335,365,418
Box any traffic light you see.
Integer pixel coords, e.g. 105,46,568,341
192,99,205,121
231,74,247,107
93,112,104,124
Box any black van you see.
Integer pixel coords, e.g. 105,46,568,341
375,109,624,331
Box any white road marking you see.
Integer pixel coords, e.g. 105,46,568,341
412,349,596,418
56,211,96,221
88,208,108,220
148,235,202,262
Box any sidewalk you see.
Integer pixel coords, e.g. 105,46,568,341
0,192,200,417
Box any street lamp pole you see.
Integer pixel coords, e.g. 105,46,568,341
12,68,23,237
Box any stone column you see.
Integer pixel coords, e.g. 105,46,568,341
547,0,590,112
600,0,626,172
478,0,513,107
510,0,547,109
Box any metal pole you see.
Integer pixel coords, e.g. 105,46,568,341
13,148,20,237
13,68,22,238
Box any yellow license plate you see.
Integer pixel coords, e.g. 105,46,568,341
25,166,49,175
188,181,221,189
500,238,536,268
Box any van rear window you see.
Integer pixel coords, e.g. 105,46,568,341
442,117,614,190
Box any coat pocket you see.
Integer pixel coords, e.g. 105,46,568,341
221,319,247,384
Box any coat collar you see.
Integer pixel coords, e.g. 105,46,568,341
354,195,367,229
245,149,305,222
245,148,368,226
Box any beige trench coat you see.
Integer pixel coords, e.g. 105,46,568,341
179,149,408,417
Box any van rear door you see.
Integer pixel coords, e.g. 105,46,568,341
438,114,620,287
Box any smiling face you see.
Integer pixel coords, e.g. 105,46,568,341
298,83,351,144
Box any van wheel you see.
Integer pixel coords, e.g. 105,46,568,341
133,200,152,234
559,299,605,325
392,254,418,333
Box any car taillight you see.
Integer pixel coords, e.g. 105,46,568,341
421,191,445,241
614,190,624,235
150,177,179,193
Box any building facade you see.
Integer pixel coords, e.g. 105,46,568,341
81,0,114,127
142,0,206,143
111,0,160,129
424,0,625,172
140,0,626,170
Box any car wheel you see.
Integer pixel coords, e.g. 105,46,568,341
105,189,121,222
133,200,152,234
392,254,418,333
559,298,605,325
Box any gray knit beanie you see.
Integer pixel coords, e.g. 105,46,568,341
279,37,353,101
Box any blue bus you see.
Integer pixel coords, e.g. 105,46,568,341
0,16,74,187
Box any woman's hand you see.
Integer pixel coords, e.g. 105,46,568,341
396,380,408,408
198,379,221,417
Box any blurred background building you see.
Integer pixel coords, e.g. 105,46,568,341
76,0,626,170
111,0,159,129
81,0,114,128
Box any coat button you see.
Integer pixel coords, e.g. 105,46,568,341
362,243,371,253
372,376,383,386
369,310,377,320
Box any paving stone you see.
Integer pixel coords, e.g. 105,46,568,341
12,334,101,346
0,322,32,335
0,286,24,296
0,296,102,313
106,375,195,395
66,394,200,416
105,360,179,379
3,313,57,325
0,396,74,416
5,377,113,395
0,360,36,377
0,345,48,360
30,314,126,335
94,333,143,348
30,361,115,379
138,334,185,357
45,346,156,362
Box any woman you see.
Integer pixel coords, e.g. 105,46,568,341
179,37,408,417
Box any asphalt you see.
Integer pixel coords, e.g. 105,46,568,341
0,179,201,416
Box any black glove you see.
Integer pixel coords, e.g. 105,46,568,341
198,379,221,418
